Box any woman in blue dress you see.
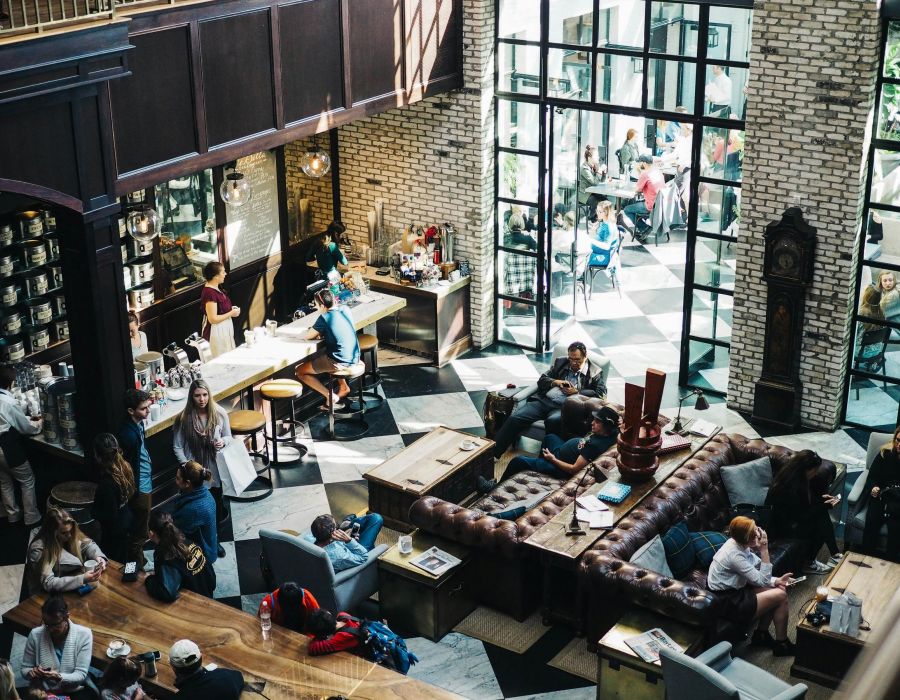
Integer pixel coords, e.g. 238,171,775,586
587,200,620,269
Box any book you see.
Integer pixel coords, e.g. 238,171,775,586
597,481,631,504
409,546,461,577
657,433,691,455
623,628,684,665
576,508,614,529
688,418,717,437
576,494,609,512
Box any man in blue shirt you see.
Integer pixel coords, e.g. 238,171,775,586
295,289,361,409
304,512,383,573
118,388,154,569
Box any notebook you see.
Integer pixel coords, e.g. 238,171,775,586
658,433,691,455
597,481,631,504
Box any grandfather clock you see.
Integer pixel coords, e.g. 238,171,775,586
752,207,816,430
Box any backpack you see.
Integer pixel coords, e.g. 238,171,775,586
345,617,418,674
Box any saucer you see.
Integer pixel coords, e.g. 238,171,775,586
459,440,477,451
166,388,187,401
106,643,131,659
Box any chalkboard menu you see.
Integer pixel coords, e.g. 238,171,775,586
225,149,281,269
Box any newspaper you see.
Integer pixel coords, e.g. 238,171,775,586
409,546,461,577
575,508,614,529
623,628,684,665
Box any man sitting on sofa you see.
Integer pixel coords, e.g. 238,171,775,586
492,341,606,459
480,406,619,493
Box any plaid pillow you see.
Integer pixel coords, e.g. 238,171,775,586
661,521,695,578
689,530,727,568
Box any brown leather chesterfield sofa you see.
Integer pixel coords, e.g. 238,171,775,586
579,433,836,645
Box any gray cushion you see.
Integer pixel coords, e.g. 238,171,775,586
721,456,772,506
629,534,674,578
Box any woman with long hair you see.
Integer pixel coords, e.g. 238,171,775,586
765,450,840,574
170,461,218,564
173,378,231,540
127,311,148,360
26,507,107,595
863,426,900,560
200,261,239,358
619,128,641,178
91,433,136,563
99,656,149,700
708,516,795,656
0,658,19,700
877,269,900,320
144,511,215,602
586,200,620,270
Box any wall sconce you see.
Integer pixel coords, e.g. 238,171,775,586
126,206,160,243
300,137,332,178
219,163,253,208
708,27,720,49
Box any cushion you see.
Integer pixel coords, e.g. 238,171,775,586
661,521,695,578
629,535,674,578
689,530,727,568
720,455,773,506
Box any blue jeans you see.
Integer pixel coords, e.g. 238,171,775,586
623,200,650,222
349,513,383,550
502,433,570,481
492,396,563,457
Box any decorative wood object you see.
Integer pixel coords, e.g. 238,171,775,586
616,369,666,481
752,207,816,430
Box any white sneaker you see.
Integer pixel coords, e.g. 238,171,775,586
827,553,844,568
802,560,832,575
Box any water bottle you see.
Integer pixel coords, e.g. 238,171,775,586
260,599,272,640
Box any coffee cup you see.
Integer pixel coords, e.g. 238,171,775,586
149,404,160,422
265,319,277,336
449,270,461,282
398,535,413,554
815,586,829,602
83,559,97,573
108,639,127,657
244,330,255,347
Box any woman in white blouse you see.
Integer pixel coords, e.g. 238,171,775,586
128,311,148,359
708,516,795,656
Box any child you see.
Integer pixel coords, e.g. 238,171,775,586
100,656,149,699
307,609,362,656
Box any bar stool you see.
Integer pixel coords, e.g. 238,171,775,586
355,332,384,410
326,363,369,441
226,410,273,502
260,379,308,464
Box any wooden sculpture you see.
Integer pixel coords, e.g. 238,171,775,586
616,368,666,481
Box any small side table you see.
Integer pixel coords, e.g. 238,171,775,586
596,608,705,700
378,530,475,642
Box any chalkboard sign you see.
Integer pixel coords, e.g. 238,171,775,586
225,150,281,269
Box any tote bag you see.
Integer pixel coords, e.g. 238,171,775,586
216,438,257,497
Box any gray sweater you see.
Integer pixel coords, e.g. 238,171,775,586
20,621,93,693
26,537,107,595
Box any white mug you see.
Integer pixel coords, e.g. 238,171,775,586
449,270,460,282
265,319,277,336
149,404,160,422
244,330,255,346
83,559,97,573
398,535,413,554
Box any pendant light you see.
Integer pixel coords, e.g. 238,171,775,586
300,136,331,178
126,206,160,243
220,163,252,208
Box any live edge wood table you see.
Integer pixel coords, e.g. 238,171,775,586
523,428,721,631
2,565,463,700
364,426,494,532
792,553,900,689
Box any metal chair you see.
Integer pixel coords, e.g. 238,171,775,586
260,379,308,464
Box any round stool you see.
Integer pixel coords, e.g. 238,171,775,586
226,410,273,502
48,481,98,538
355,333,384,410
326,363,369,441
260,379,308,464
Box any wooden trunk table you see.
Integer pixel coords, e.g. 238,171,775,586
363,426,494,531
792,553,900,689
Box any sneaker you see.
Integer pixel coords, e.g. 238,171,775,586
771,638,796,657
476,476,497,494
217,544,226,559
827,553,845,568
803,560,832,574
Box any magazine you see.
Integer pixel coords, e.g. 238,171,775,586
409,546,462,577
623,628,684,665
687,418,717,437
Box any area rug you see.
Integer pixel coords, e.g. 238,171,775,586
453,607,550,654
547,637,596,683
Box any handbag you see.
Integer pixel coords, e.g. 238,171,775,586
829,593,863,636
215,438,257,497
727,503,773,529
482,387,519,438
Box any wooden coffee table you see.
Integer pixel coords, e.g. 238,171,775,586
363,426,495,531
792,553,900,688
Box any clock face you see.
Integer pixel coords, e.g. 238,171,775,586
771,240,801,277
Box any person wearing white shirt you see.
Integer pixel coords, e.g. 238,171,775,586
128,311,148,359
705,65,733,117
708,516,795,656
0,365,42,526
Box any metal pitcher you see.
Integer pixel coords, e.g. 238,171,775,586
184,332,213,364
163,341,190,367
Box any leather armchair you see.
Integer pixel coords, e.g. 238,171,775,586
259,528,387,614
846,431,892,549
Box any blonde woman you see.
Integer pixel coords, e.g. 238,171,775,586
877,270,900,321
862,425,900,559
0,657,19,700
90,433,136,563
26,507,107,595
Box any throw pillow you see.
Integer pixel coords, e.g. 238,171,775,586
629,535,674,579
720,455,773,506
661,521,695,578
689,530,728,568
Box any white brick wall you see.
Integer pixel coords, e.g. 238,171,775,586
727,0,881,430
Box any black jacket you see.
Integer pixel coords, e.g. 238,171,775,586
175,667,244,700
145,542,216,602
535,356,606,400
91,473,133,562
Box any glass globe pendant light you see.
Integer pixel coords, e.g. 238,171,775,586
126,206,160,243
219,165,252,208
300,137,331,178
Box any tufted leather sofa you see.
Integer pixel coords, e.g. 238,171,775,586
580,433,836,644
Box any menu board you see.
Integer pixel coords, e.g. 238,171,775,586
225,149,282,269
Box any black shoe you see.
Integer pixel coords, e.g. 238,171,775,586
217,544,226,559
751,630,775,648
771,639,796,657
476,476,497,494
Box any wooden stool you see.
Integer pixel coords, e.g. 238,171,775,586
326,363,369,441
260,379,308,464
227,410,273,502
48,481,98,539
355,332,384,410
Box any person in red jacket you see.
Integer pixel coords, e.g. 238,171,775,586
258,582,320,635
307,609,362,656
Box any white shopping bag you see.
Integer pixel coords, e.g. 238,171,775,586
829,593,863,637
215,438,257,497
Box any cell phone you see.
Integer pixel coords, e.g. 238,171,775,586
77,583,94,596
787,575,807,586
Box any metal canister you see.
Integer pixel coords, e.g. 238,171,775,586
0,283,17,308
136,351,163,383
128,283,154,309
50,378,77,414
58,412,77,429
128,237,154,259
23,240,46,267
41,208,56,232
1,311,22,335
126,190,145,205
0,254,14,279
0,337,25,362
24,271,49,298
16,211,43,239
130,258,154,284
38,376,63,411
25,298,53,325
123,267,132,290
0,225,13,247
121,244,127,264
45,232,59,261
53,319,68,342
47,265,63,289
118,217,127,238
134,361,150,391
24,325,50,354
52,294,66,317
42,421,59,443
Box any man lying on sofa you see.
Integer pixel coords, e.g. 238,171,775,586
492,341,606,459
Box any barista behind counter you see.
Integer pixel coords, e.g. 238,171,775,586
306,222,349,278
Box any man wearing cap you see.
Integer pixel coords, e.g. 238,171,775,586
481,406,619,491
168,639,244,700
622,155,665,239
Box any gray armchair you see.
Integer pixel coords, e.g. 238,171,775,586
846,431,892,549
660,642,807,700
510,343,610,442
259,528,387,614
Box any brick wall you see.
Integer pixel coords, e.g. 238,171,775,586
727,0,881,429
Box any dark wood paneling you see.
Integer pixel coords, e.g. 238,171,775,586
75,96,107,201
280,0,345,123
348,0,402,104
200,10,276,147
405,0,460,94
109,27,198,175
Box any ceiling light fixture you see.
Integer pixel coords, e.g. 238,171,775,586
219,163,252,208
300,137,332,178
126,206,160,243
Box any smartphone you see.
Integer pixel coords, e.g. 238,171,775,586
787,575,807,587
76,583,94,596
